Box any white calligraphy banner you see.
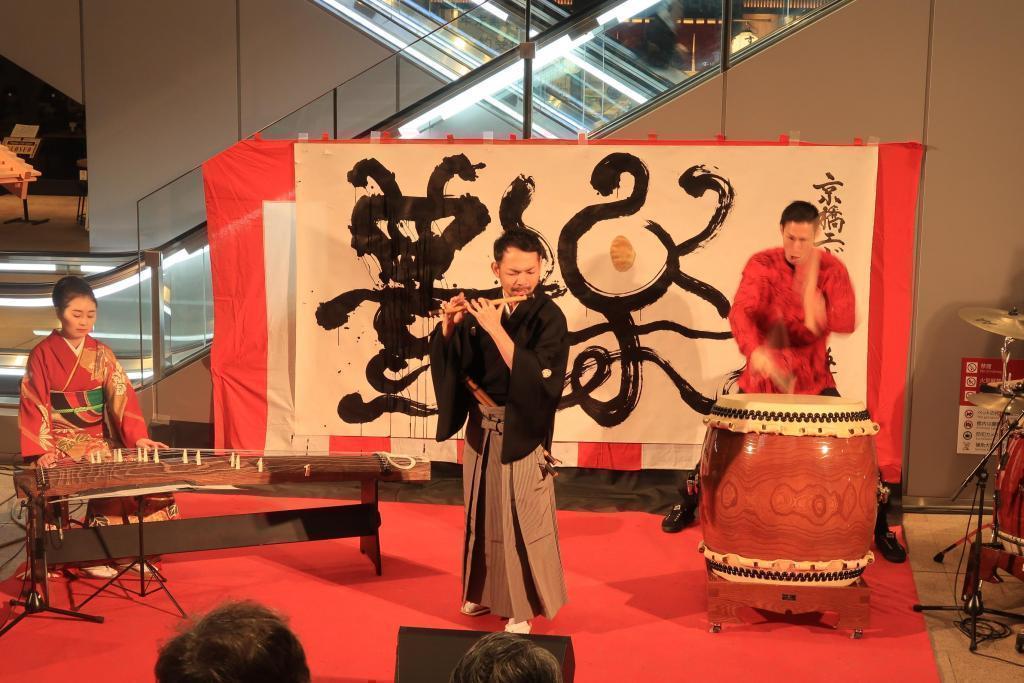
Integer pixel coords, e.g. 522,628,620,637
292,141,878,448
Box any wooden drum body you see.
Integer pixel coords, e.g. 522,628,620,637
698,394,880,587
996,434,1024,554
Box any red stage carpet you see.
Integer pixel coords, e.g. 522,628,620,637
0,495,938,682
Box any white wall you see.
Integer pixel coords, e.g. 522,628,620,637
1,0,395,250
0,0,83,102
904,0,1024,502
239,0,392,137
613,76,723,141
83,1,240,251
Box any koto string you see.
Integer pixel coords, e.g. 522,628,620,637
32,449,402,474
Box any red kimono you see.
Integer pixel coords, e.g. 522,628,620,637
729,248,855,395
19,331,178,525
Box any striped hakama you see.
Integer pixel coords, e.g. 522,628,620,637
462,405,567,621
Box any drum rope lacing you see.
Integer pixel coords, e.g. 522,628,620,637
708,406,871,423
704,557,867,583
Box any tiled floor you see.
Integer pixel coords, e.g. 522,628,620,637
905,512,1024,681
0,194,89,252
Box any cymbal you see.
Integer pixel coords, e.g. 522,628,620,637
959,307,1024,338
967,391,1024,415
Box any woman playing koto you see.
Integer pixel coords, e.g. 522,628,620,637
18,276,178,578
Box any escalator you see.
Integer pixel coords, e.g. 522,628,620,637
0,0,849,406
313,0,682,137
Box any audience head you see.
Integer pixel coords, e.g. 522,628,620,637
155,600,310,683
450,631,563,683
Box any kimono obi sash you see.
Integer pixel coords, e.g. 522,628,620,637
50,387,105,429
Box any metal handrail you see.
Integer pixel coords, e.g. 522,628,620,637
395,0,669,93
0,223,208,263
0,260,144,297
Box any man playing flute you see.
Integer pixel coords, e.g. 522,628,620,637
429,230,569,634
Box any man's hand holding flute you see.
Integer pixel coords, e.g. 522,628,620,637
440,293,468,340
439,293,527,340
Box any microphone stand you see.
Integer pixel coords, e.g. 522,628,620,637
912,408,1024,651
0,485,103,638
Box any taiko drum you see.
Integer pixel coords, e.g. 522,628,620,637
698,394,880,586
996,434,1024,554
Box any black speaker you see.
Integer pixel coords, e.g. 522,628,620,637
395,626,575,682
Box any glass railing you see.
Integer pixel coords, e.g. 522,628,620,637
313,0,528,85
145,227,215,377
0,226,213,400
0,253,136,399
384,0,849,138
0,0,848,402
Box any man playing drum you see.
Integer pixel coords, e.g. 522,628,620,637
662,200,906,564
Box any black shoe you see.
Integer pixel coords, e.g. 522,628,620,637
662,503,696,533
875,531,907,563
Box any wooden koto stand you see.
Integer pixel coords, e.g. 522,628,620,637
706,569,871,638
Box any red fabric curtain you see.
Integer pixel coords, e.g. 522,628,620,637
866,142,924,481
203,138,295,450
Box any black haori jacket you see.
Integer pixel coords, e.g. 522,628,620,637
429,292,569,464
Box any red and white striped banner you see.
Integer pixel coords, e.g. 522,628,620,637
203,138,921,479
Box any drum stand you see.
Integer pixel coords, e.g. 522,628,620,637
0,491,103,638
706,570,871,638
913,408,1024,651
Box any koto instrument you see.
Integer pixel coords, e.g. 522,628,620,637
15,448,428,500
0,143,41,200
15,449,431,578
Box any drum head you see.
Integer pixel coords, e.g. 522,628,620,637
707,393,879,437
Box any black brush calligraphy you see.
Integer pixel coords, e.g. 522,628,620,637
314,152,737,427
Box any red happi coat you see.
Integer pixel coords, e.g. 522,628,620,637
19,331,178,525
20,331,148,464
729,248,856,395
